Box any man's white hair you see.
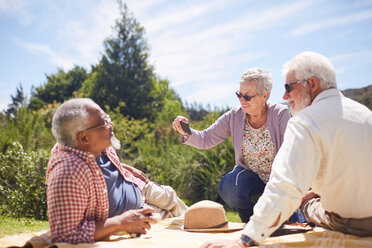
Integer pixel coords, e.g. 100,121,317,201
282,51,337,89
240,68,273,96
52,98,96,147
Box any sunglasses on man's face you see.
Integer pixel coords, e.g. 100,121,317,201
284,79,309,94
235,91,256,101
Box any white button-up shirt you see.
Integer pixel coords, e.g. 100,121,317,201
243,89,372,243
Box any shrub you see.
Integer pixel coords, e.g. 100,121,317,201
0,142,49,220
108,107,151,161
189,138,235,201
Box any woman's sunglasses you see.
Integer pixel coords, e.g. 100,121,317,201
235,91,256,101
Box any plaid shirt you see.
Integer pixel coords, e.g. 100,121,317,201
46,143,146,244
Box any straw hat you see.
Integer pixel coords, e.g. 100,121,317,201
183,200,245,232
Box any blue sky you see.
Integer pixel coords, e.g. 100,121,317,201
1,0,372,111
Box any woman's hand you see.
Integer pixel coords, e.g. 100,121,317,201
172,115,189,136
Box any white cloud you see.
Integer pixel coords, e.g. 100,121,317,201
290,9,372,36
0,0,32,25
139,0,232,35
142,0,315,91
331,50,372,62
335,65,347,74
57,1,120,68
356,0,372,7
115,0,319,106
224,0,317,33
3,0,121,70
125,0,166,17
14,39,74,70
186,82,237,104
331,50,372,79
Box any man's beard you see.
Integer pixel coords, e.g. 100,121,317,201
289,91,311,116
110,135,121,150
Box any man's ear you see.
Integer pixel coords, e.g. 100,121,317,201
309,76,320,93
76,131,89,145
308,76,323,102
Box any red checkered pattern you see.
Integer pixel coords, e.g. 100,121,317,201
46,143,146,244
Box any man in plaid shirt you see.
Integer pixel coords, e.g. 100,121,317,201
47,98,187,244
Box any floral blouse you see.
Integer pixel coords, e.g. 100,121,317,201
242,120,275,183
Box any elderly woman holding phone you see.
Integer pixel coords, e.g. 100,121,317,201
172,68,304,223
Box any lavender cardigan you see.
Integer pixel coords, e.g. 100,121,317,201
183,102,290,170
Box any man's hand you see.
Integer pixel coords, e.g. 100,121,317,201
116,208,156,234
200,239,248,248
94,208,156,241
301,190,319,204
121,163,150,183
172,115,189,136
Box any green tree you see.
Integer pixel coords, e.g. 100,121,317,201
0,106,54,153
5,84,26,118
80,2,161,121
29,65,87,109
153,78,186,124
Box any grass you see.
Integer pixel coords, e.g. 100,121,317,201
226,210,241,222
0,212,240,239
0,213,241,239
0,201,242,238
0,216,49,238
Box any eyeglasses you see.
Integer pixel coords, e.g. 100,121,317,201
284,79,309,93
235,91,256,101
81,114,113,132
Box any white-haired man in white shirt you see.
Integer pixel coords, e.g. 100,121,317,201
201,51,372,247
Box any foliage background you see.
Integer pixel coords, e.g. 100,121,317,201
0,2,232,221
0,1,370,221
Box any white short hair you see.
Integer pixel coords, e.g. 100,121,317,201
240,68,273,96
282,51,337,89
52,98,96,147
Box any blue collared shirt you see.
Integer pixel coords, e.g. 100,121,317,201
96,154,143,217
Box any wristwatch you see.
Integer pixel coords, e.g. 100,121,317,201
240,234,257,247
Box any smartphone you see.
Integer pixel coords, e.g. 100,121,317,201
180,121,192,135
